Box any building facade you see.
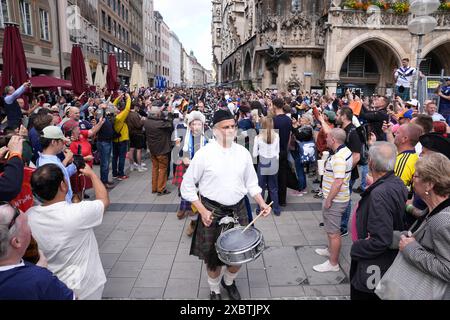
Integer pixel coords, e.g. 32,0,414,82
160,18,170,87
98,0,132,84
0,0,61,77
143,0,154,85
169,30,181,87
212,0,450,95
129,0,144,67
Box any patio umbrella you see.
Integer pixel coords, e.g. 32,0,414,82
70,44,87,95
30,75,72,88
85,59,93,86
106,53,119,92
130,62,140,91
102,64,108,91
1,23,28,93
93,63,105,88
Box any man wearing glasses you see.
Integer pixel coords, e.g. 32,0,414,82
0,202,75,300
36,126,76,203
181,109,272,300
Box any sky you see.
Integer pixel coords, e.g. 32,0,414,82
154,0,213,70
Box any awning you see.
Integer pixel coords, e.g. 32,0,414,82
30,75,72,88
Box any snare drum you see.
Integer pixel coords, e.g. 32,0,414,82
215,226,265,266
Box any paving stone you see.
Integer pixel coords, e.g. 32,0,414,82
130,287,165,299
295,246,346,285
119,247,151,262
99,240,129,254
263,247,306,286
128,234,157,247
248,269,269,288
170,262,202,280
269,286,306,298
250,287,272,298
163,278,199,299
100,253,121,269
102,278,135,298
150,242,179,255
135,269,171,287
106,229,135,241
143,254,175,269
109,261,144,278
247,257,265,270
335,284,351,296
303,285,342,296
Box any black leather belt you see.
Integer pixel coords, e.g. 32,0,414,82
201,196,244,218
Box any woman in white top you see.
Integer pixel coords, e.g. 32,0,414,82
253,116,281,215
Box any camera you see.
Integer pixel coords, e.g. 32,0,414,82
73,145,85,170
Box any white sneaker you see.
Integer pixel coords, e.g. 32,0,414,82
315,248,330,257
129,163,137,172
312,260,340,272
140,162,147,167
137,165,148,172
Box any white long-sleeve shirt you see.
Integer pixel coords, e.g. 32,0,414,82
252,134,279,159
181,140,262,206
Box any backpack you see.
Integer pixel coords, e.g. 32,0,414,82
346,124,369,165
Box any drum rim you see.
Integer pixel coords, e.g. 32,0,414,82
216,226,263,252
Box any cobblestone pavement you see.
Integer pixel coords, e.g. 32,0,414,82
90,160,358,300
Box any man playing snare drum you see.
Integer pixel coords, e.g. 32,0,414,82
181,109,271,300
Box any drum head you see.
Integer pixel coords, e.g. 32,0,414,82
218,227,260,251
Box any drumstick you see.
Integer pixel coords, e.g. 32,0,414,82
241,201,273,233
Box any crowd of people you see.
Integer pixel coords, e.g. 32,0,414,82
0,79,449,300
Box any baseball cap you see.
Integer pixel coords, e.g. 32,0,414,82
41,126,69,141
399,109,414,120
406,99,419,107
323,110,336,122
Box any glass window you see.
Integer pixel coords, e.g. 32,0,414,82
0,0,9,28
19,0,33,35
102,10,106,29
39,9,50,41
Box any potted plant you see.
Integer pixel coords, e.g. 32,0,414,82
439,1,450,10
391,0,409,13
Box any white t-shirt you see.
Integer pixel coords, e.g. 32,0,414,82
253,134,280,159
27,200,106,300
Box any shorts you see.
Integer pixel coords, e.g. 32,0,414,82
322,201,348,234
129,133,146,149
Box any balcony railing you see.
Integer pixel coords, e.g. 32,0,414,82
329,8,450,29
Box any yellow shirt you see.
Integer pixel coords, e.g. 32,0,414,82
113,96,131,143
394,150,418,189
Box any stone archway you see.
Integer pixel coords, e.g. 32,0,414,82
233,59,238,80
421,36,450,75
243,51,252,80
337,38,403,95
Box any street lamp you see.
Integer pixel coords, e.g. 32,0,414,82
407,0,440,111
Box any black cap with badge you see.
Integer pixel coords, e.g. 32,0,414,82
419,133,450,159
212,109,234,126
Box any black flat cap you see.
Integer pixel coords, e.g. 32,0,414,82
213,109,234,126
419,133,450,159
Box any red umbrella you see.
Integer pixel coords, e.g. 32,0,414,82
30,75,72,89
1,23,28,93
70,44,87,95
106,53,119,92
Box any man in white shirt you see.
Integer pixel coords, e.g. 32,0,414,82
27,163,110,300
394,58,417,101
181,109,271,300
425,101,446,122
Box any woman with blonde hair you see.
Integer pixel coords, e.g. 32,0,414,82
391,152,450,299
253,116,281,215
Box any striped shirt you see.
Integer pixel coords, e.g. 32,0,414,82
394,150,418,189
322,145,353,203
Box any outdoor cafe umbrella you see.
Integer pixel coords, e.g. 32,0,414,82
70,44,87,95
1,23,28,93
94,62,105,88
106,53,119,92
85,59,93,86
30,75,72,89
130,62,141,91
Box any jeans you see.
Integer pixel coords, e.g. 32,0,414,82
340,179,355,232
360,164,369,191
97,141,112,183
112,141,128,177
257,162,281,215
291,150,306,191
277,151,288,206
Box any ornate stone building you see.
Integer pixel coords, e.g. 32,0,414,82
212,0,450,95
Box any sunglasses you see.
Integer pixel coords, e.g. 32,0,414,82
0,201,21,230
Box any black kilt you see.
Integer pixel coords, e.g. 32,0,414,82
129,133,146,149
190,196,249,270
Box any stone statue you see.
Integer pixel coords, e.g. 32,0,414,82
265,45,291,85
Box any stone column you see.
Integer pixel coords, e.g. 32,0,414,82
304,54,312,92
324,79,339,95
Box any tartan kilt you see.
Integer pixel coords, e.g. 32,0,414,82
172,163,187,187
190,197,249,270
